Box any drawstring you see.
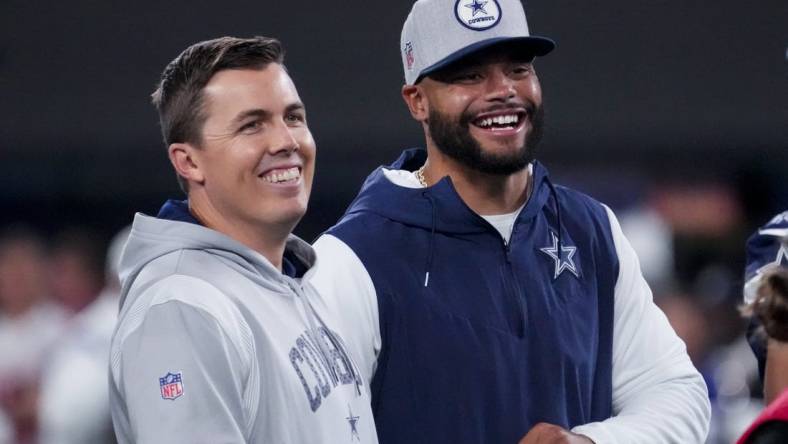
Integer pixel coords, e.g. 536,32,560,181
417,170,559,288
545,178,563,250
422,191,437,287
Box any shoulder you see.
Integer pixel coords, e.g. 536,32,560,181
312,235,375,293
125,247,257,323
327,210,391,240
553,185,613,225
125,272,248,327
113,274,252,362
323,211,402,271
148,274,244,319
313,233,361,262
551,184,619,251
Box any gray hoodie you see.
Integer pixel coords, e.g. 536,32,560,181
109,213,377,443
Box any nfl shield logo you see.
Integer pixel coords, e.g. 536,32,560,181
159,371,184,400
404,42,415,70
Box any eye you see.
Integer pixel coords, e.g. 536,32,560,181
239,120,262,134
510,63,534,77
450,71,484,83
285,110,306,125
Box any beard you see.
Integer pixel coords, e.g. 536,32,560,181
427,104,544,175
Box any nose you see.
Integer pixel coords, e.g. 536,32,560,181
269,120,300,155
484,69,516,102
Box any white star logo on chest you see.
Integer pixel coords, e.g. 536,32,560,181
539,231,580,279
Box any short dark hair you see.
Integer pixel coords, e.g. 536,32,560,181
751,268,788,342
151,36,285,191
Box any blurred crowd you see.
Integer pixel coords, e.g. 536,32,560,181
0,225,128,444
618,181,771,443
0,177,781,443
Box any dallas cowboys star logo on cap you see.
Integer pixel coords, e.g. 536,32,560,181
464,0,488,16
539,231,580,279
454,0,501,31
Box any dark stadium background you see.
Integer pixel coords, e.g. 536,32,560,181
1,0,785,242
1,1,787,442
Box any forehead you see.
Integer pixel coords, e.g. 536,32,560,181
201,65,300,118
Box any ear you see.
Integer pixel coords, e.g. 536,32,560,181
168,142,205,186
401,84,429,122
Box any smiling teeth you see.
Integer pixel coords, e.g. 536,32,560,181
262,167,300,183
477,114,520,128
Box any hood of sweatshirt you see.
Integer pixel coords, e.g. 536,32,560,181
117,206,316,310
343,148,553,235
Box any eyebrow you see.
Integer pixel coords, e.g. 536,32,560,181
231,109,270,126
285,102,306,114
230,101,306,125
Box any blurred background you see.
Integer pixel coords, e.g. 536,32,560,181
0,0,786,442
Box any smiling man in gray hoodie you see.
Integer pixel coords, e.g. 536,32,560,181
109,36,377,444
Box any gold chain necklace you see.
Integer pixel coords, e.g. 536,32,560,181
415,165,428,187
416,165,534,203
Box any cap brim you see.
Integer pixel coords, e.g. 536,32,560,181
760,227,788,238
417,35,555,83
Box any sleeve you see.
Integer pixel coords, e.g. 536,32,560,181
311,234,381,384
113,278,252,444
571,206,711,443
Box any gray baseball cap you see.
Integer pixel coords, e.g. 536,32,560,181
400,0,555,85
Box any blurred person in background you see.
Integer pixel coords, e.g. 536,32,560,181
657,293,713,377
621,182,763,442
0,227,67,444
38,226,130,444
743,210,788,404
737,267,788,444
47,229,105,315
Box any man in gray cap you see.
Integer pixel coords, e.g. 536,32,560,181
313,0,710,442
